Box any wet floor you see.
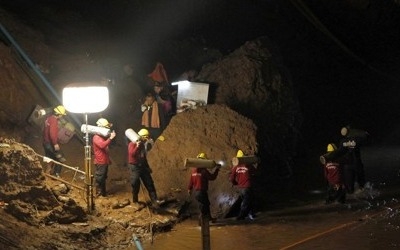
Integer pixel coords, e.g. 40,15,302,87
138,146,400,250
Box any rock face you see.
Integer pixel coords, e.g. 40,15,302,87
195,37,302,176
148,105,257,217
0,138,86,225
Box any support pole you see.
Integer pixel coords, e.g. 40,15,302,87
84,113,94,213
201,216,211,250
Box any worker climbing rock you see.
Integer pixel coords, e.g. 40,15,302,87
93,118,116,197
42,105,67,177
188,152,220,224
229,150,257,220
127,128,164,208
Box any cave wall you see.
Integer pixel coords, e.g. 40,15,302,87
195,37,302,176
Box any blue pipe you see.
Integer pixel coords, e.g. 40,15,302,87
0,22,83,129
0,23,61,103
132,234,144,250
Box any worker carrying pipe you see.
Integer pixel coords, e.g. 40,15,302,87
126,128,164,208
92,118,116,197
187,152,220,224
229,150,257,220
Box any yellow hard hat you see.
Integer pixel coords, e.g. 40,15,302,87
54,105,66,116
327,143,337,152
138,128,150,137
197,152,207,159
96,118,111,128
236,150,244,157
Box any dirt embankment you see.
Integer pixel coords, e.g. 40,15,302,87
148,104,257,217
0,138,189,249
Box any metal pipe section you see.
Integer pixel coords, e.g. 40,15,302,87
231,156,259,167
184,158,219,169
36,153,85,175
132,234,144,250
44,173,85,191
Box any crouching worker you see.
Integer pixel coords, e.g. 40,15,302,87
128,128,164,208
229,150,257,220
324,143,346,204
188,153,220,224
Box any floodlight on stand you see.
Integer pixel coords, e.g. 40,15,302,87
62,83,109,214
63,84,109,113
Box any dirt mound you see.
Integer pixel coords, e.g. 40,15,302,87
196,37,302,175
148,104,257,217
0,138,87,225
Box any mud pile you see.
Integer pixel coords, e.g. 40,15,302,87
0,138,87,225
195,37,302,176
148,104,257,217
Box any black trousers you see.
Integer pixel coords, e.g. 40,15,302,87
326,184,346,203
43,143,62,175
238,187,254,218
95,164,108,196
129,163,157,202
194,190,211,217
344,163,365,193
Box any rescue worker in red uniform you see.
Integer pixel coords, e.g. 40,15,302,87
93,118,116,197
324,143,346,204
43,105,67,177
127,128,164,208
188,153,220,223
229,150,257,220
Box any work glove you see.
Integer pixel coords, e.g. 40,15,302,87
141,105,150,112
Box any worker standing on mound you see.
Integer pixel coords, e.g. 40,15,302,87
127,128,164,208
188,153,221,223
93,118,116,197
229,150,257,220
43,105,67,177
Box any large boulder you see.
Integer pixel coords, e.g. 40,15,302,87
148,105,257,217
195,37,302,177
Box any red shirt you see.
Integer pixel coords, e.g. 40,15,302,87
188,168,219,191
128,141,145,164
92,134,112,164
324,162,343,185
43,115,59,145
229,164,256,188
